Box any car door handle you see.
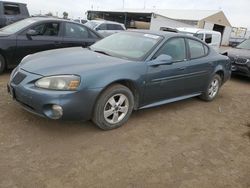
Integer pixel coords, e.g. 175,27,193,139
178,67,187,70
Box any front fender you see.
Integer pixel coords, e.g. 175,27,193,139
83,62,147,90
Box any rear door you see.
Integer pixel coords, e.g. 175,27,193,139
62,22,99,48
15,21,63,64
183,38,212,93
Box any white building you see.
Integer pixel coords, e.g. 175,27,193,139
87,9,232,45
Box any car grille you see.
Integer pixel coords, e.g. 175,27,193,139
11,72,26,85
235,57,248,65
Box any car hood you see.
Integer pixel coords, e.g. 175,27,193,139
228,48,250,59
20,47,130,76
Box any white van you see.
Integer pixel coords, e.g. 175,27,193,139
177,27,221,52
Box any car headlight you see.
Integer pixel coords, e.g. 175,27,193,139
35,75,80,90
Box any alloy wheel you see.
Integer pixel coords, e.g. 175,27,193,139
0,59,2,70
103,94,129,124
208,78,219,98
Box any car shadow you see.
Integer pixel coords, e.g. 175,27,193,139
243,123,250,140
20,109,101,136
20,97,198,136
231,74,250,83
0,69,11,77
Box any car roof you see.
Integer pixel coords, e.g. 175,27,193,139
28,16,78,24
177,27,221,35
128,29,186,38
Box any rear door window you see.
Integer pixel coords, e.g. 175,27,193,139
4,3,20,15
188,39,206,59
64,22,89,38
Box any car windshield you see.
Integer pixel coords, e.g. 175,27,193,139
90,32,163,60
236,39,250,50
85,21,98,29
0,18,37,34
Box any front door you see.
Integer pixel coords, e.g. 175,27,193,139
143,37,190,105
15,21,63,64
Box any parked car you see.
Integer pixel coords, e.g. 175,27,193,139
177,27,221,52
0,1,29,28
0,17,102,73
7,31,231,130
85,20,126,37
73,19,88,24
225,39,250,77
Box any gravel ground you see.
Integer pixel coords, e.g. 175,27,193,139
0,72,250,188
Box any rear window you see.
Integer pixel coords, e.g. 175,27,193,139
4,3,20,15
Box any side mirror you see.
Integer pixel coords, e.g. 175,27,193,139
150,54,173,66
95,27,100,31
26,29,39,37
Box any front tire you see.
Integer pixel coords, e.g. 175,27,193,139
200,74,222,101
92,84,134,130
0,54,6,74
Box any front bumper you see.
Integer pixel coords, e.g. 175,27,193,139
8,68,101,121
230,57,250,77
231,63,250,77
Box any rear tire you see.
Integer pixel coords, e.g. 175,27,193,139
200,74,222,101
0,54,6,74
92,84,134,130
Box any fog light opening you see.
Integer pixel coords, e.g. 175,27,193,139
44,104,63,120
51,105,63,119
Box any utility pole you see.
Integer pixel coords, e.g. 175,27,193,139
122,0,125,9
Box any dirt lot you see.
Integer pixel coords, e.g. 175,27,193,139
0,73,249,188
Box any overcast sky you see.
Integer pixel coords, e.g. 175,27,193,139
19,0,250,29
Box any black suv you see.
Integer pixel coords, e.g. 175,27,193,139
0,1,29,28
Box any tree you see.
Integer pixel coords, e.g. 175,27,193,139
63,12,69,19
45,12,53,16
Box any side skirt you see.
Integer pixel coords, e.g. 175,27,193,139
139,93,202,110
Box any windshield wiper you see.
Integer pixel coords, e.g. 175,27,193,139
93,50,111,56
87,47,111,56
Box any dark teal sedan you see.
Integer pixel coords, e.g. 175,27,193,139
8,30,231,130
